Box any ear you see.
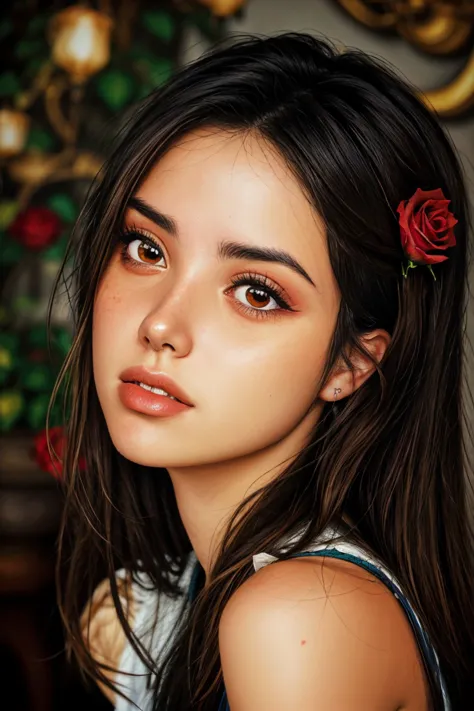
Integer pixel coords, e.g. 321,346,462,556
318,329,391,404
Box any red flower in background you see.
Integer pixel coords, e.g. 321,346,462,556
33,425,86,480
29,348,47,363
9,206,62,250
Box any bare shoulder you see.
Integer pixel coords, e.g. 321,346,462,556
80,575,135,705
218,556,429,710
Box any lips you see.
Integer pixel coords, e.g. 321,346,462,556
119,366,194,407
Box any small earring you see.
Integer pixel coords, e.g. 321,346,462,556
334,387,342,400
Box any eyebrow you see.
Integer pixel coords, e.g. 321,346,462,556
128,197,316,288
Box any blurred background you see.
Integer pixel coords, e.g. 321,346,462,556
0,1,472,710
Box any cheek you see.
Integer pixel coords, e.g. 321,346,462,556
92,277,134,372
94,285,118,345
210,325,325,430
254,347,322,410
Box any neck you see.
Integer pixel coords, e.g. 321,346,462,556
166,408,321,580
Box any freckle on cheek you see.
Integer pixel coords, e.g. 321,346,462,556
301,639,306,645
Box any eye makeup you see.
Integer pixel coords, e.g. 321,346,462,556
115,225,166,268
113,226,297,320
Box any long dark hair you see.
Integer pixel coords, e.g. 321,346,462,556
50,32,474,709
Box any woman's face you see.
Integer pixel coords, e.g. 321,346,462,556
93,128,341,468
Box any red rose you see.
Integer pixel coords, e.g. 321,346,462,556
9,206,62,250
397,187,457,266
33,425,86,480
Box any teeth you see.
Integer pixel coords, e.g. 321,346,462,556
137,382,178,400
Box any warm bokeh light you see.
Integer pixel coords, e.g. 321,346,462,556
49,6,112,83
198,0,246,17
0,109,30,159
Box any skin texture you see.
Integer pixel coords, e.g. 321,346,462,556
90,127,430,707
219,557,429,710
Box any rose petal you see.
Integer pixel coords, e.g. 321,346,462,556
429,207,447,220
431,216,446,231
421,212,438,241
412,188,446,206
419,253,449,265
413,221,449,250
397,200,413,234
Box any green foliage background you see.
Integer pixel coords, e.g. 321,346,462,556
0,1,231,433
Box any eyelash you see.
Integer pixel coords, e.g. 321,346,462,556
114,227,295,320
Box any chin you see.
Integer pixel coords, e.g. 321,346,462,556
107,430,182,468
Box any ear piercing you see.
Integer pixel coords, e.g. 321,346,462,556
332,387,342,416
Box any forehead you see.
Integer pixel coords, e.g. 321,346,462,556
143,128,318,219
136,128,331,286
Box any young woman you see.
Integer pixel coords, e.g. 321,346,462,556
52,32,474,710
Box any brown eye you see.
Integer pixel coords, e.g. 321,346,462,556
127,239,165,267
228,271,293,319
116,228,167,268
233,285,277,311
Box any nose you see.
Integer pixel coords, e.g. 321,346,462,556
138,291,193,356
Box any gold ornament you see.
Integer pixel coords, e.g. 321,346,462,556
0,109,30,159
49,6,112,83
8,150,103,209
334,0,474,118
8,152,64,186
198,0,246,17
